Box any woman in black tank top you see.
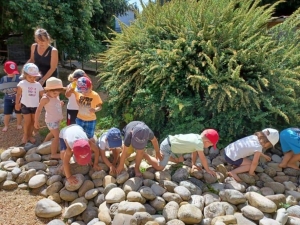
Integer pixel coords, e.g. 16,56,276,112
27,28,58,87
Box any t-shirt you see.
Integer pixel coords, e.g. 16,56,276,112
168,134,204,154
75,90,102,121
0,75,20,100
224,135,263,161
59,124,88,148
17,80,44,107
123,121,155,147
67,83,79,110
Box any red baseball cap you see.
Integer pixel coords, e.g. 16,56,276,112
204,129,219,150
4,61,19,75
73,139,92,165
76,77,92,93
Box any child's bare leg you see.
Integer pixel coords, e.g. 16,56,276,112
28,114,35,143
227,158,251,182
134,150,144,177
16,113,22,129
169,155,184,163
50,128,60,159
143,152,164,171
44,132,54,142
22,114,31,143
286,153,300,170
2,115,11,132
279,151,294,168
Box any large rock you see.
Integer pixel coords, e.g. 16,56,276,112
105,187,125,203
10,147,26,158
63,202,87,218
36,141,51,155
203,202,235,218
163,201,179,221
178,204,203,224
28,174,47,189
123,177,143,194
35,199,62,218
211,215,237,225
23,162,47,171
65,174,84,191
245,192,277,213
112,213,137,225
118,201,146,215
171,168,189,183
286,205,300,218
241,205,264,221
219,189,246,205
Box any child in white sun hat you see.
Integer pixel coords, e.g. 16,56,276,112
224,128,279,182
15,63,44,145
34,77,65,159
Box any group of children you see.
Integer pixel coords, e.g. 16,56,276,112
1,61,300,185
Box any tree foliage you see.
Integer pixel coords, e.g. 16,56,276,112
100,0,300,146
0,0,129,60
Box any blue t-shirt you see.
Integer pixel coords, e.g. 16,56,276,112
0,75,21,100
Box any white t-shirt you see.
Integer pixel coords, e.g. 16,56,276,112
59,124,88,148
67,84,79,110
18,80,43,107
97,132,123,151
224,135,263,161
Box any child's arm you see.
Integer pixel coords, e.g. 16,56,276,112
249,152,261,176
89,140,102,171
15,86,22,111
89,103,102,113
197,150,216,176
151,137,162,161
116,147,128,174
63,143,78,184
65,86,75,98
34,97,49,129
261,152,271,161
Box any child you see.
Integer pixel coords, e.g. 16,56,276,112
224,128,279,182
116,121,162,177
278,128,300,170
66,77,102,139
15,63,44,144
65,69,88,125
34,77,64,159
97,127,123,174
59,124,101,184
0,61,22,132
143,129,219,176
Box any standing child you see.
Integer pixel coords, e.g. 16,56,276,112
34,77,64,159
278,128,300,170
15,63,44,144
0,61,22,132
65,69,85,125
224,128,279,182
143,129,219,176
66,77,102,139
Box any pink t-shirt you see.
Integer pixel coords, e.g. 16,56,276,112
43,95,63,123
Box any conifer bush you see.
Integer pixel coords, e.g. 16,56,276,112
100,0,300,146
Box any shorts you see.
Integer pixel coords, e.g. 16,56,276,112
46,121,60,130
4,98,21,115
59,138,67,151
280,128,300,154
158,137,180,167
21,104,37,115
67,109,78,125
75,118,96,139
224,153,243,166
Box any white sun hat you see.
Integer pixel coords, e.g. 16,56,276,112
262,128,279,146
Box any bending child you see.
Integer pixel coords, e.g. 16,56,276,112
278,128,300,170
35,77,64,159
224,128,279,182
15,63,44,144
143,129,219,176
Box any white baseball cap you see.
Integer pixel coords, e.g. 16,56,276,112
262,128,279,146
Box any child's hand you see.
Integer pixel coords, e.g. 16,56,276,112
15,103,21,111
116,165,124,174
89,108,96,113
93,164,102,171
264,155,271,161
109,166,116,174
155,151,163,161
34,122,40,129
192,165,202,172
249,171,255,176
60,101,64,106
67,175,78,185
206,168,216,177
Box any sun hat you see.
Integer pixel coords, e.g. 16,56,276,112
76,77,92,93
262,128,279,146
23,63,41,77
203,129,219,150
4,61,19,75
107,127,122,148
131,123,150,149
73,139,92,165
44,77,65,90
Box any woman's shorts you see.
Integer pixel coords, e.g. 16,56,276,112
21,104,37,114
224,153,243,166
280,128,300,154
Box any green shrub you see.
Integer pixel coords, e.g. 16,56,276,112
99,0,300,147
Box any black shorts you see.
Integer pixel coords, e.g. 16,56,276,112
67,109,78,125
4,98,21,115
21,104,37,115
224,153,243,166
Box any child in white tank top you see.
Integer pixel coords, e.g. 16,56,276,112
34,77,64,159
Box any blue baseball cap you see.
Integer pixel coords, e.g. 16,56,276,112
107,127,122,148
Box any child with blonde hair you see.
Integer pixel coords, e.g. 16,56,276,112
34,77,64,159
224,128,279,182
15,63,44,144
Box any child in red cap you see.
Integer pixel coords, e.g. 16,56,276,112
143,129,219,176
0,61,22,132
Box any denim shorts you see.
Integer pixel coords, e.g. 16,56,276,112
21,104,37,115
4,98,21,115
75,118,96,139
59,138,67,151
224,153,243,166
158,137,180,167
46,121,60,130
